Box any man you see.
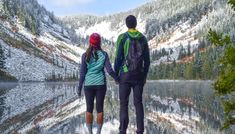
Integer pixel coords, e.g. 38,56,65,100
114,15,150,134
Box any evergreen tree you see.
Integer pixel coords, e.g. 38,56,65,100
170,49,173,55
52,55,55,65
51,70,56,81
178,45,186,60
161,48,167,56
56,57,59,66
187,42,191,56
207,0,235,129
193,51,202,79
73,71,76,80
7,47,11,58
185,63,193,79
0,0,4,14
201,55,211,79
0,44,6,69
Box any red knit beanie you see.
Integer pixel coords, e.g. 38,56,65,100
89,33,101,48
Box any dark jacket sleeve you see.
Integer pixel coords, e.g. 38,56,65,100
78,53,87,92
114,34,124,76
104,52,119,82
143,37,150,80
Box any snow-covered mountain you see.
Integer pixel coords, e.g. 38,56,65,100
1,0,235,81
62,0,235,64
0,0,86,81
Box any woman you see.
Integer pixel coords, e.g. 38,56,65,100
77,33,118,134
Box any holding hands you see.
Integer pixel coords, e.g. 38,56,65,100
77,86,82,98
115,76,120,85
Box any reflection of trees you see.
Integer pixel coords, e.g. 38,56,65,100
105,96,119,122
105,84,119,122
143,81,226,133
44,82,79,108
29,115,86,134
0,82,228,133
0,83,18,122
0,82,79,133
0,88,7,120
106,83,179,133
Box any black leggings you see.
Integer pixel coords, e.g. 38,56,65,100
84,85,107,113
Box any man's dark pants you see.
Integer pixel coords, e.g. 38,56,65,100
119,82,144,134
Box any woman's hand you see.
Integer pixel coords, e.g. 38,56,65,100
77,87,82,97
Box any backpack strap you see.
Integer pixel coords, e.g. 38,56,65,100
123,32,142,58
122,32,129,44
125,32,130,39
121,32,130,73
123,32,130,58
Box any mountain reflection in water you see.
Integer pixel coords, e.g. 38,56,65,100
0,81,233,134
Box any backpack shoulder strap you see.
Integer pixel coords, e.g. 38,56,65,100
123,32,131,59
125,32,135,41
122,32,129,43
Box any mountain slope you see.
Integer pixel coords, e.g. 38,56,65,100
62,0,215,40
62,0,235,63
0,0,85,81
1,0,235,81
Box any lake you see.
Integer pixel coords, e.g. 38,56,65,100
0,81,232,134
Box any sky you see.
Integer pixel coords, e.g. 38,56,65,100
37,0,151,16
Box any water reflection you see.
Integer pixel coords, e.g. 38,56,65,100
0,83,18,122
0,81,233,134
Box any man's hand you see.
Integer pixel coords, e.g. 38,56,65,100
143,79,147,85
115,81,119,85
115,77,120,85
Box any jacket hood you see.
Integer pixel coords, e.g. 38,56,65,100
127,29,143,39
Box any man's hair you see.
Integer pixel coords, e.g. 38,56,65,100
125,15,137,29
